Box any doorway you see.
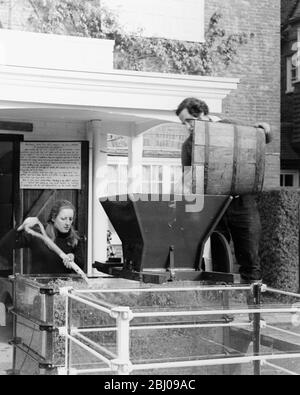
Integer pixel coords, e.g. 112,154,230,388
20,141,89,274
0,135,22,276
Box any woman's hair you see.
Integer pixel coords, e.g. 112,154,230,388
176,97,210,117
46,200,80,247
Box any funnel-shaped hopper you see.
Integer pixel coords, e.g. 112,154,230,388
100,194,232,273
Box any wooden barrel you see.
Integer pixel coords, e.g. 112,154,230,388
192,121,266,195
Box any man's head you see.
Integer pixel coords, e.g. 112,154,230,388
176,98,210,132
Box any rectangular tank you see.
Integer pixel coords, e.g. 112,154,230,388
11,275,300,375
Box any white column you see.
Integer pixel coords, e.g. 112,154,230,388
87,120,108,274
128,125,144,195
0,302,6,326
162,165,171,195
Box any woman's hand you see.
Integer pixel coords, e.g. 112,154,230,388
62,253,75,269
17,217,40,232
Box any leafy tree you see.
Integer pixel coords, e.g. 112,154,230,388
26,0,249,76
0,0,5,28
114,12,249,75
26,0,118,39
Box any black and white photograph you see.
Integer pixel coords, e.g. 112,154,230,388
0,0,299,380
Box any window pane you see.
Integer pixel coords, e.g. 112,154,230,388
171,166,183,194
292,66,297,82
142,165,151,194
287,56,296,92
119,165,128,195
281,173,296,187
107,165,118,195
285,175,294,187
151,165,162,194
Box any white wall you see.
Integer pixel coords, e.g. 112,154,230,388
23,120,87,141
0,120,87,140
103,0,205,42
0,29,114,72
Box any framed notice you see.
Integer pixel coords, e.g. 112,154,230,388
20,142,82,189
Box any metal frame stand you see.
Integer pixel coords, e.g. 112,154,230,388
253,283,262,376
55,284,300,376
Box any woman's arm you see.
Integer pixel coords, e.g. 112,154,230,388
0,217,44,257
22,220,88,281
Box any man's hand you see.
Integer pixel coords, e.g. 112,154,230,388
17,217,40,232
255,122,273,144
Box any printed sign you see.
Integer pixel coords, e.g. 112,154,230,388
20,142,81,189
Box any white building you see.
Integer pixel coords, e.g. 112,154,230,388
0,28,239,275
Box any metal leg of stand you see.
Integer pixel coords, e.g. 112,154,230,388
253,283,262,376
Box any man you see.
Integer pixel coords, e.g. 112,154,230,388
176,97,272,284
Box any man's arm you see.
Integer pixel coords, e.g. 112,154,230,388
0,228,32,257
219,118,273,144
254,122,273,144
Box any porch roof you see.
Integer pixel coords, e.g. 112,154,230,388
0,66,239,136
0,30,239,137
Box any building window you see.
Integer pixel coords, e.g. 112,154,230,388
142,165,163,194
286,55,297,93
107,163,128,196
107,157,182,195
280,171,300,188
106,156,182,257
288,30,300,93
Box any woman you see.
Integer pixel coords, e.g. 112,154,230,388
0,200,85,274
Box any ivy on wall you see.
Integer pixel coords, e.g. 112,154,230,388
25,0,249,75
115,12,249,75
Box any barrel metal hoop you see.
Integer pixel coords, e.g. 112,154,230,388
254,128,266,193
204,121,210,194
231,125,239,196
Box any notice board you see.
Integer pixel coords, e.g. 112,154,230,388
20,142,82,189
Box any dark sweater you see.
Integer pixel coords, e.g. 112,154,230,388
0,227,84,275
181,133,193,168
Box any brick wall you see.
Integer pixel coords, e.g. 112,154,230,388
205,0,281,189
109,0,281,189
0,0,281,189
